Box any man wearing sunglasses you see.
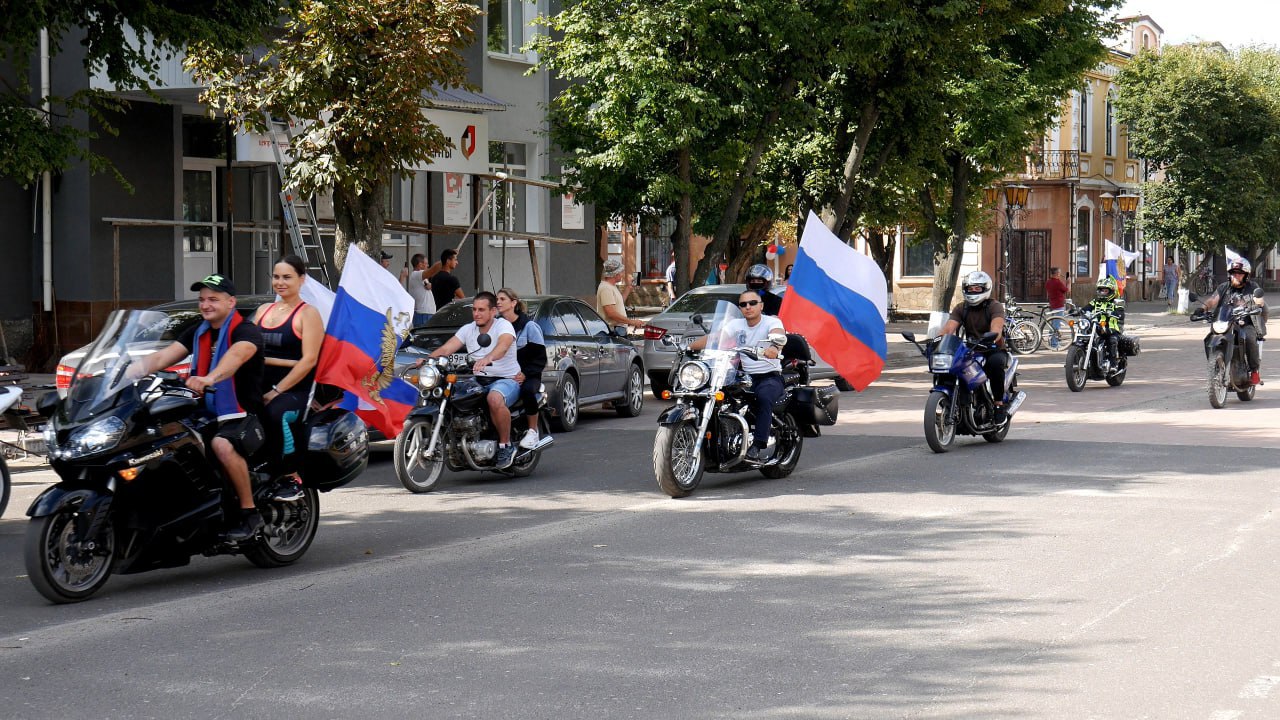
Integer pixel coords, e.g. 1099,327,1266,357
690,289,786,462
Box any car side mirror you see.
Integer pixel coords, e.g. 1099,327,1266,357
690,313,703,327
613,325,629,338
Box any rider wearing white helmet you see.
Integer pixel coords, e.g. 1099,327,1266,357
939,271,1011,423
1203,257,1267,385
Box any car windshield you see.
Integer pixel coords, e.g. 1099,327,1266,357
66,309,173,421
668,290,739,315
427,298,544,327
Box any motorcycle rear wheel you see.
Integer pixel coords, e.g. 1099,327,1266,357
24,510,115,603
245,486,319,568
1064,346,1088,392
760,415,803,479
1007,320,1041,356
923,391,956,453
1237,382,1257,402
1208,355,1229,408
654,422,705,497
395,417,446,493
509,415,550,478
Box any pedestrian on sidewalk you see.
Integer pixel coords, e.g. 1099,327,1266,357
597,259,645,332
1162,256,1181,310
1045,266,1069,350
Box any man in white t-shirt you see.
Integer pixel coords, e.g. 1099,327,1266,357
426,291,523,469
406,253,436,326
691,289,786,462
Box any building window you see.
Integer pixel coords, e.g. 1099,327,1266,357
1105,98,1115,157
489,141,528,242
1142,31,1151,49
901,230,933,277
1079,88,1089,153
1075,207,1092,278
488,0,535,59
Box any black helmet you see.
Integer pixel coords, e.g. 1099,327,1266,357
745,263,773,290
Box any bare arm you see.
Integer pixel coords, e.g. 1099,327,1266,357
186,340,258,394
266,306,323,397
474,334,515,374
602,303,643,329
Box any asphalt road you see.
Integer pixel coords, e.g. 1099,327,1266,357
2,310,1279,719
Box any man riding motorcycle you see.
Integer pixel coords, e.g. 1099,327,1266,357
744,263,783,316
1087,276,1125,370
939,271,1010,423
1202,258,1268,385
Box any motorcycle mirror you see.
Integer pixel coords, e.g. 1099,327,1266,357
476,333,492,348
1254,287,1265,299
901,331,917,342
1188,292,1199,302
981,331,998,342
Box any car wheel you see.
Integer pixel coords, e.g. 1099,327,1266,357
615,364,644,417
552,374,579,432
649,371,671,400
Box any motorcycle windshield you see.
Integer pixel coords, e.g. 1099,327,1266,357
65,309,174,421
701,300,747,352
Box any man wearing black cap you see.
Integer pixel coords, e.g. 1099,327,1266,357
133,274,267,541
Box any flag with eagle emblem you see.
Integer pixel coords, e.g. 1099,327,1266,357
315,249,418,437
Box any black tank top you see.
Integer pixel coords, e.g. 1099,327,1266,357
259,302,315,389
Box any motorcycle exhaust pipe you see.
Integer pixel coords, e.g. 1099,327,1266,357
532,436,554,452
1006,391,1027,417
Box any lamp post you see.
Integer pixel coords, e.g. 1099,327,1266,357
1101,190,1141,296
1000,183,1030,300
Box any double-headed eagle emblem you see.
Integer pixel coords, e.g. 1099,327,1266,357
361,308,409,403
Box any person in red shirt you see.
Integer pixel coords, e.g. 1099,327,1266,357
1045,267,1070,350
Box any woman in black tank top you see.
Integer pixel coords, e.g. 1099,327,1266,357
253,255,325,474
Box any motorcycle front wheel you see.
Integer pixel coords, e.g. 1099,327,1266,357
1007,320,1041,356
1208,354,1229,408
923,391,956,453
24,510,115,603
654,421,705,497
1106,359,1127,387
1064,345,1088,392
760,414,803,479
395,417,446,493
245,486,319,568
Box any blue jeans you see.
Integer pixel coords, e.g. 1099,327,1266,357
1164,280,1177,304
749,373,785,448
1045,308,1066,347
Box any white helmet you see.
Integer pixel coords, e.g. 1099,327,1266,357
962,271,993,306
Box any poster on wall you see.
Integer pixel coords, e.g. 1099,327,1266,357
561,191,584,230
443,172,470,226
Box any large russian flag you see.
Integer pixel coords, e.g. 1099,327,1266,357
315,249,419,437
1103,240,1139,295
779,212,888,391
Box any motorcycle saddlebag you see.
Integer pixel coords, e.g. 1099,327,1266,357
301,408,370,492
787,385,840,436
1119,334,1141,357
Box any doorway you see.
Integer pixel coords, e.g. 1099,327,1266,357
1007,229,1050,302
182,160,219,295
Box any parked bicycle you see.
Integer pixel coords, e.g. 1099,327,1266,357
1002,296,1042,355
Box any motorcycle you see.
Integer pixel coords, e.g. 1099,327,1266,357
1191,288,1265,408
24,309,369,603
1063,307,1139,391
902,331,1026,453
0,385,20,517
394,339,553,493
652,301,838,498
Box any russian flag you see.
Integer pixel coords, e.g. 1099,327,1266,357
315,249,419,437
779,212,888,391
1103,240,1139,295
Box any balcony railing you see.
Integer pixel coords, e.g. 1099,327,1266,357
1027,150,1080,180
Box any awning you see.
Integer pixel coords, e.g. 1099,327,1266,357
427,86,511,112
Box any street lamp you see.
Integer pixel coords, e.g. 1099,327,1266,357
999,183,1030,299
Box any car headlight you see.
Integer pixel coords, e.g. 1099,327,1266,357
929,353,953,372
677,361,710,390
62,415,126,459
418,365,441,390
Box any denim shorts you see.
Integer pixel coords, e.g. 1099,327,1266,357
479,377,521,407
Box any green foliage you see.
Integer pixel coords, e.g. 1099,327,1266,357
187,0,478,261
1115,45,1280,256
0,0,276,184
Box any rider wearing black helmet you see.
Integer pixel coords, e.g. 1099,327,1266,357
744,263,783,316
1203,257,1267,385
939,270,1011,423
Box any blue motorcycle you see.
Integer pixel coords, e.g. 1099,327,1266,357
902,331,1026,453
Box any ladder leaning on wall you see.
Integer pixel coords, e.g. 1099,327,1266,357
265,114,333,289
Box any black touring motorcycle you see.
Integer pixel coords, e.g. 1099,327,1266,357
652,301,838,498
25,309,368,603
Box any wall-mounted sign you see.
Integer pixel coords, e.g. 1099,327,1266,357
443,172,471,226
413,109,490,175
561,191,584,230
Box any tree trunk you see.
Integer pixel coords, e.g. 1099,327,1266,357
822,100,880,233
675,146,694,291
332,180,388,273
927,154,972,311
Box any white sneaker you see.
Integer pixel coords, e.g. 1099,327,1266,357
519,429,540,450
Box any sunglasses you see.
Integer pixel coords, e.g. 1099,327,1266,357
738,300,761,308
1229,270,1247,275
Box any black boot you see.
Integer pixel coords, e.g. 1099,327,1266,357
226,509,264,543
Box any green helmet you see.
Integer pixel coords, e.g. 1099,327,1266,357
1095,276,1118,300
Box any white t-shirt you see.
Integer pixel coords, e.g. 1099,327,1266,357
407,270,436,314
454,317,520,378
719,316,784,374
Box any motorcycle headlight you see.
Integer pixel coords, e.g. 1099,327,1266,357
929,353,953,372
418,365,441,390
63,415,126,459
1212,320,1230,334
677,361,710,390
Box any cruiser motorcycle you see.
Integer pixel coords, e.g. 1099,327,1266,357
653,301,837,498
394,340,553,493
1064,307,1139,391
1192,287,1266,408
903,331,1026,453
25,309,369,603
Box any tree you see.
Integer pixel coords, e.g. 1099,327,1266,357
0,0,275,185
186,0,478,269
1115,45,1280,271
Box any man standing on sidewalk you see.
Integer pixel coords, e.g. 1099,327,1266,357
597,259,645,331
1045,267,1069,350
